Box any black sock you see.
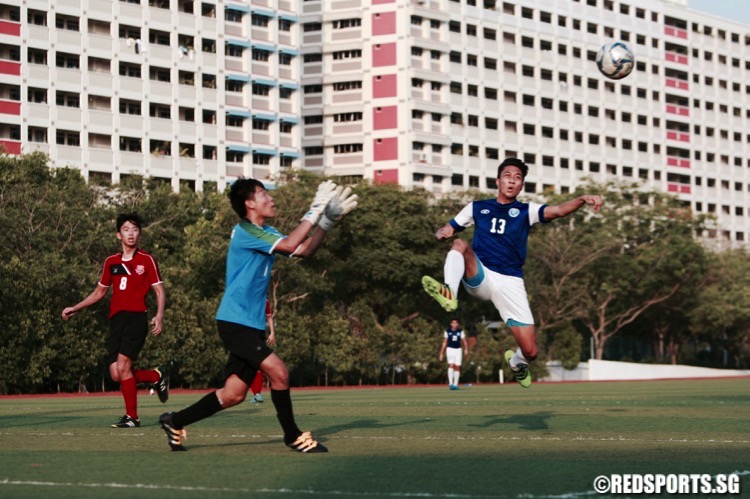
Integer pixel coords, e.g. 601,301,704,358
271,388,301,444
172,391,223,428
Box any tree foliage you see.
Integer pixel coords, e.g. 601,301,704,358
0,154,745,394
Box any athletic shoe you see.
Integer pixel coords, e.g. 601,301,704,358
159,412,187,451
504,350,532,388
448,384,455,390
154,367,169,403
287,431,328,453
421,276,457,312
253,393,263,403
111,415,140,428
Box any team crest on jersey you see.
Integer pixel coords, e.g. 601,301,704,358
481,209,490,214
135,265,146,275
509,208,520,218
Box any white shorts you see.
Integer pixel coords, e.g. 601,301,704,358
462,259,534,325
445,347,463,366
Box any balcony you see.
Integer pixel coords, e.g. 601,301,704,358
665,104,689,117
665,78,689,91
665,51,688,65
667,156,690,168
666,131,690,143
664,26,688,40
667,183,691,194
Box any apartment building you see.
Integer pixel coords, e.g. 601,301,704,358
300,0,750,246
0,0,747,245
0,0,302,191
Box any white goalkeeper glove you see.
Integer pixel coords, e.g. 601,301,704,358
319,185,359,231
301,180,337,226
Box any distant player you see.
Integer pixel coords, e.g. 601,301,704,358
422,158,602,387
62,213,168,428
248,299,276,403
439,319,468,390
158,178,357,453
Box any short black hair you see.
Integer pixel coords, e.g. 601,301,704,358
497,157,529,179
116,213,143,231
228,178,266,219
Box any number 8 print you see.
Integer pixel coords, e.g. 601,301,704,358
119,277,128,290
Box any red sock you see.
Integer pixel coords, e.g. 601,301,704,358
250,371,263,395
120,377,138,419
133,369,160,384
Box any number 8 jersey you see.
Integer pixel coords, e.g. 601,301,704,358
98,249,163,318
449,199,548,278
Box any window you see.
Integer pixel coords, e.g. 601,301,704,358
119,99,141,115
119,137,142,152
56,130,80,146
56,91,80,108
56,52,80,69
119,62,141,78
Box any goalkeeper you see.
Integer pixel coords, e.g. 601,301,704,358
159,178,357,453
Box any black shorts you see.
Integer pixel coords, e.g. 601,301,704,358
217,320,274,386
107,311,148,366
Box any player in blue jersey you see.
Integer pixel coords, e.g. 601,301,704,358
439,319,469,390
423,158,602,388
159,178,357,453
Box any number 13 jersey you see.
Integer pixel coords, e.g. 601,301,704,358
449,199,548,278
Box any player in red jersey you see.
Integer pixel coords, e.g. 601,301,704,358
62,213,167,428
249,300,276,403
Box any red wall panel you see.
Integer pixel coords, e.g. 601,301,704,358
372,42,396,67
0,21,20,36
372,12,396,36
373,137,398,161
0,100,21,115
373,106,397,130
372,74,397,98
0,140,21,154
374,169,399,184
0,61,21,76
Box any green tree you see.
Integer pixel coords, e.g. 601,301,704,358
690,249,750,368
573,184,709,359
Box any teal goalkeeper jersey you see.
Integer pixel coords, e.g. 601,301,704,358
216,220,287,330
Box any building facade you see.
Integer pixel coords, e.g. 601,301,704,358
0,0,748,245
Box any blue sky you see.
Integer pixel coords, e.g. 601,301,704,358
688,0,750,25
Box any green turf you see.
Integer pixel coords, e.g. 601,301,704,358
0,379,748,498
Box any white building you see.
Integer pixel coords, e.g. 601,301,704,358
0,0,748,245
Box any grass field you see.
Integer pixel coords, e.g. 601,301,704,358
0,378,748,498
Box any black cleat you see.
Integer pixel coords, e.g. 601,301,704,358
154,367,169,403
159,412,187,451
111,414,140,428
287,431,328,453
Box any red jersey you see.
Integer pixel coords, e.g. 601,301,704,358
98,249,162,318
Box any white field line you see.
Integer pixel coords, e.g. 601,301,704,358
2,431,747,445
0,480,500,498
3,474,748,499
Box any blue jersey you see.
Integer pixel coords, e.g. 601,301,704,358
445,328,465,349
449,199,547,278
216,220,288,330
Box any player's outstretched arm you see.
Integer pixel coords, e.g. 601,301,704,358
319,186,358,232
544,194,603,221
276,180,338,254
61,285,109,320
434,224,456,241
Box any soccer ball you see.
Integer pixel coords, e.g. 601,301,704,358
596,42,634,80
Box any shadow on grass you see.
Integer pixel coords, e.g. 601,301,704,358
315,418,431,436
467,411,553,430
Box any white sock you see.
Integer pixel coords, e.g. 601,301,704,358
510,348,529,370
452,370,460,386
448,367,454,385
444,250,464,296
